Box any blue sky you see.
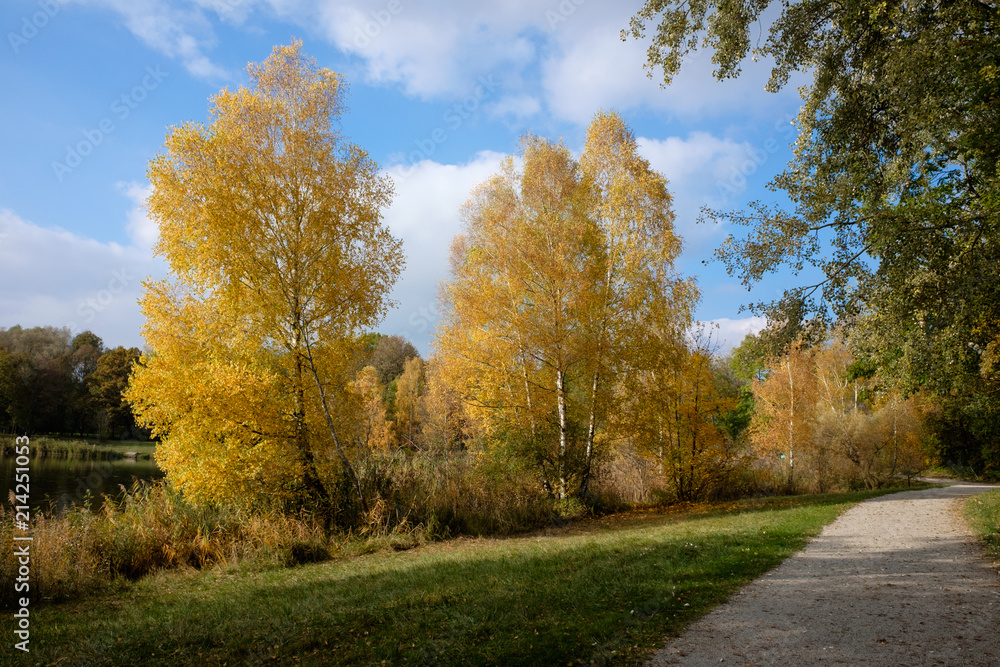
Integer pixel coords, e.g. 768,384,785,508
0,0,811,355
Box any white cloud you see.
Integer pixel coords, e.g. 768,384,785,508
699,316,766,354
0,209,164,349
378,151,506,353
117,182,158,250
71,0,232,80
636,132,755,255
536,1,812,127
317,1,542,98
72,0,804,128
488,94,541,130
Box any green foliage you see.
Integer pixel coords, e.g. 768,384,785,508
715,384,755,445
88,346,142,439
922,396,1000,481
628,0,1000,472
0,326,131,436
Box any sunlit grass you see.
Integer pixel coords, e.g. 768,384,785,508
966,489,1000,563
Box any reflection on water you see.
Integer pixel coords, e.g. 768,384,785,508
1,455,164,513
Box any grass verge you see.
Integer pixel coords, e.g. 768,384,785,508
29,487,915,666
965,489,1000,564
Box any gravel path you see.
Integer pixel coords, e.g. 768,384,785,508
647,483,1000,666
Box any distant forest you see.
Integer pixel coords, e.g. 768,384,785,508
0,325,141,439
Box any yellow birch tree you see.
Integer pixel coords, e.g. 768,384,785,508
750,340,818,489
127,42,403,513
437,112,694,499
349,366,394,452
394,356,425,449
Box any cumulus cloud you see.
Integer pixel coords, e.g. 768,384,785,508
318,0,541,98
636,132,757,258
699,316,766,354
0,208,164,349
70,0,234,80
73,0,804,129
538,2,804,125
117,182,158,250
378,151,506,353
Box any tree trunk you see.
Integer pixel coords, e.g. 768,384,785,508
556,368,569,500
302,338,367,515
292,331,333,529
579,371,599,497
787,358,795,488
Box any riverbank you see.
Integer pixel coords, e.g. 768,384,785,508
0,436,155,460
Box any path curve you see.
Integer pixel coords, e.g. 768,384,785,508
647,483,1000,666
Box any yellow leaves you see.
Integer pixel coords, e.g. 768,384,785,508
348,366,393,452
749,340,818,461
436,111,696,496
129,42,403,509
395,357,425,447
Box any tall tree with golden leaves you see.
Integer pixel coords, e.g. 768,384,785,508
437,112,694,499
578,111,697,494
750,340,818,488
127,42,403,514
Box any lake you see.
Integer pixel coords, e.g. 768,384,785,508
2,454,164,513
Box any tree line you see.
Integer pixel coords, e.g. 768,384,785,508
0,326,141,439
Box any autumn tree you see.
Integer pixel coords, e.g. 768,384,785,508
577,111,698,495
349,366,394,451
622,328,740,501
750,340,818,489
88,346,141,440
368,335,419,386
127,42,403,514
394,356,425,448
437,112,694,499
419,358,464,452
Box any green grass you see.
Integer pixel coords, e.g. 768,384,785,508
27,488,916,666
965,489,1000,563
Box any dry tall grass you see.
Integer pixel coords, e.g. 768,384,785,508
1,481,328,608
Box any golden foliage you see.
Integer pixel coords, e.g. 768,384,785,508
127,42,403,508
436,111,696,498
750,333,928,491
349,366,393,452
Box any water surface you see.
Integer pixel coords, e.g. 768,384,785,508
2,454,164,513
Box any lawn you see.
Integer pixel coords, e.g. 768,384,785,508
24,488,916,666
